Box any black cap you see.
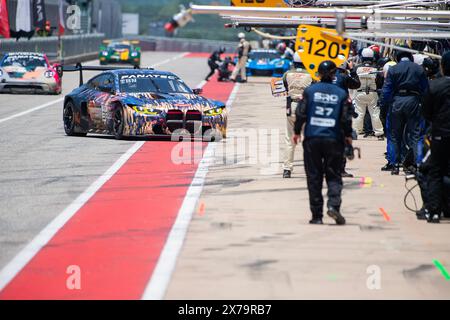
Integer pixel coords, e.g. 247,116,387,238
395,47,413,62
318,60,337,80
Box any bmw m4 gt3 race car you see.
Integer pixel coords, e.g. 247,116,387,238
63,66,227,140
246,49,292,77
99,40,141,67
0,52,62,94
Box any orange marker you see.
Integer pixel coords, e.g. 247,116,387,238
198,202,205,216
379,208,391,222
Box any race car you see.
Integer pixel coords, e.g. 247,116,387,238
99,40,141,67
0,52,62,94
246,49,292,77
62,66,227,140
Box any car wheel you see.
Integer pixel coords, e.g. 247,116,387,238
113,107,125,140
63,101,86,137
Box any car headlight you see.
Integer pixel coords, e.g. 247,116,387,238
204,107,224,116
131,52,138,57
131,106,162,116
102,51,108,56
44,70,55,78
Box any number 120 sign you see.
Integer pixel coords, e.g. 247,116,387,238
295,25,351,81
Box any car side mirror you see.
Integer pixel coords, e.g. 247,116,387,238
55,64,63,78
193,88,203,95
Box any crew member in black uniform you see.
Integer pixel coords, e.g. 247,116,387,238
423,51,450,223
382,49,429,175
334,60,361,178
293,61,354,225
205,47,225,81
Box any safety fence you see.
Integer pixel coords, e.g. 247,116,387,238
0,34,240,63
0,33,106,62
138,36,238,54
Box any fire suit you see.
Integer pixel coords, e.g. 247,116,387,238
353,63,384,137
282,68,313,172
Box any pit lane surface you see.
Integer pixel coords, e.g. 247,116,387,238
1,53,450,300
0,52,218,298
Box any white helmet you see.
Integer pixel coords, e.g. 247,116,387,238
361,48,375,59
413,54,426,66
294,52,302,64
238,32,246,39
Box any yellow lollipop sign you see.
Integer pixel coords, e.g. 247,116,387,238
295,25,351,81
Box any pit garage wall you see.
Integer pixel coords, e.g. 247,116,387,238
0,34,106,63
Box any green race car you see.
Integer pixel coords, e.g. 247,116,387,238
99,40,141,67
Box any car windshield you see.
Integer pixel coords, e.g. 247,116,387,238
1,55,48,70
119,74,192,94
110,44,131,50
249,52,280,61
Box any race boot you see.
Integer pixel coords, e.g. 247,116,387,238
309,216,324,225
427,212,441,224
342,171,354,178
391,165,400,175
381,163,394,171
327,207,346,225
416,207,429,220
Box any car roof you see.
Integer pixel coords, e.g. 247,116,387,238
251,49,278,53
5,52,46,57
109,69,180,78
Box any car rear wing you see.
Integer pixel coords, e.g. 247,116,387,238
60,63,149,86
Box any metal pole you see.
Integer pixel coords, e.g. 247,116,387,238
190,4,450,19
227,15,450,29
322,31,443,59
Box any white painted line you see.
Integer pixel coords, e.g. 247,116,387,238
0,98,64,125
0,141,145,292
141,83,240,300
0,53,190,126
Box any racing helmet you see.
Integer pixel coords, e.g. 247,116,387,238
369,45,380,54
413,54,426,66
423,57,440,77
293,52,304,68
361,48,375,61
318,60,337,81
277,42,287,54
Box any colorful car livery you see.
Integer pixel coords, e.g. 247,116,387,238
0,52,62,94
63,67,227,140
99,40,141,67
246,49,292,77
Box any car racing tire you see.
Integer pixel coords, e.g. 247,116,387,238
63,101,87,137
112,106,125,140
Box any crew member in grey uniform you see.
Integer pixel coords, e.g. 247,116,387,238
282,52,313,178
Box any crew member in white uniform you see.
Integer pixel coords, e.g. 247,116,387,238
282,52,313,178
353,48,384,139
230,33,251,83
